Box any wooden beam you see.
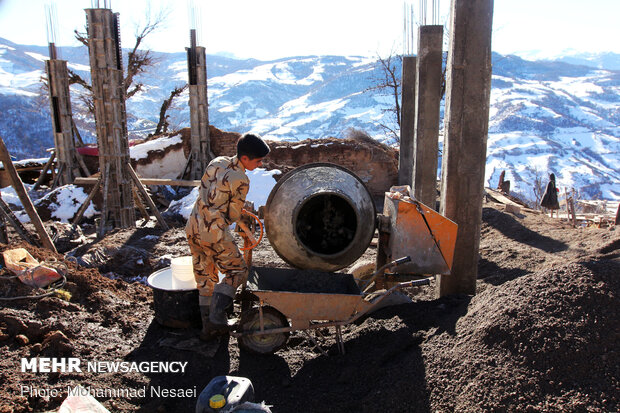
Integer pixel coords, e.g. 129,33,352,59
0,214,7,244
132,187,151,222
75,150,91,177
98,163,110,239
32,151,57,190
74,176,200,187
50,162,65,190
72,176,101,227
127,164,169,230
0,196,35,245
0,136,57,253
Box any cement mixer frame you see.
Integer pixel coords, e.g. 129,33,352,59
231,163,458,354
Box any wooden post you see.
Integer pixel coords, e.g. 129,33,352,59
86,8,136,233
187,29,213,180
564,188,571,224
438,0,494,297
0,136,57,253
570,188,577,227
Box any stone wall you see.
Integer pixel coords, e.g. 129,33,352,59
203,126,398,198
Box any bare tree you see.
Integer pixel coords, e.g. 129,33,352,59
366,52,402,143
154,84,188,135
69,7,169,113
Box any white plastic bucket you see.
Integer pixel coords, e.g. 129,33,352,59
147,267,200,328
171,256,197,289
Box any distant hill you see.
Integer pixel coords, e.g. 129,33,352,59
0,37,618,201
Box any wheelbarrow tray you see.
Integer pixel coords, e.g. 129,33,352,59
246,267,373,326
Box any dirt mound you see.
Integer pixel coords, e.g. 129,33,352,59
428,258,618,412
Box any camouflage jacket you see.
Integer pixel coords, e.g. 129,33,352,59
186,156,249,243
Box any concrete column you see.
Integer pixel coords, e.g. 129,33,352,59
398,56,416,186
438,0,494,296
86,8,135,233
46,56,76,186
187,30,212,180
412,25,443,209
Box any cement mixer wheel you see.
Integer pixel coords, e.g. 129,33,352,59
238,307,290,354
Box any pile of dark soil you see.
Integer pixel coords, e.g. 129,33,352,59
0,203,618,412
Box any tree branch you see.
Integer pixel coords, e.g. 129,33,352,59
155,84,188,135
67,69,92,92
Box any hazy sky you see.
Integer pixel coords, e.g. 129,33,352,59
0,0,618,60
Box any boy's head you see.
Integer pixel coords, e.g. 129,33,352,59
237,133,270,171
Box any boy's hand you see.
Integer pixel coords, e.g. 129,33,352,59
237,221,257,245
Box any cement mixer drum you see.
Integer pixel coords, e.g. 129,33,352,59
264,163,376,272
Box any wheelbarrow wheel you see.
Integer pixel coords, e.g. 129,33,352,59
238,307,290,354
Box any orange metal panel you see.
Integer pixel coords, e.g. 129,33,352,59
413,201,458,270
385,197,458,274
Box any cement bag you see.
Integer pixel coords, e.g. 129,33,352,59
58,386,110,412
2,248,61,288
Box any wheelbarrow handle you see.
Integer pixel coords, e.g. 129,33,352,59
360,256,412,293
391,256,412,268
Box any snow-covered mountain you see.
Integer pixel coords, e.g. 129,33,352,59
0,37,618,201
514,49,620,71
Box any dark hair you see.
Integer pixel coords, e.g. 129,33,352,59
237,133,270,159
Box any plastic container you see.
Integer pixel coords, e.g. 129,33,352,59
171,256,197,289
147,267,200,328
196,376,254,413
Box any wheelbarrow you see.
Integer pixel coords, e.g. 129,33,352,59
231,257,432,354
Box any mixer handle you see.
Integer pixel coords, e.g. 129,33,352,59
240,209,264,251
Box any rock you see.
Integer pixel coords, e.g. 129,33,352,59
42,330,73,356
15,334,29,345
504,204,521,215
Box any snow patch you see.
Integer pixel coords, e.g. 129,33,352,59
167,167,280,221
130,135,183,160
37,185,97,223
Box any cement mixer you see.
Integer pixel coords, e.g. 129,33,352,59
264,163,376,272
229,163,458,354
264,163,457,284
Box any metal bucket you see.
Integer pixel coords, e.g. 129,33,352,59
147,267,200,328
265,163,376,271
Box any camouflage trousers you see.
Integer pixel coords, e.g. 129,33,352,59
186,229,248,297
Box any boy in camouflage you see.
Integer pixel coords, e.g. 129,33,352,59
186,133,270,340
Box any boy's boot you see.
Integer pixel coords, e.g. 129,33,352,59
198,295,212,342
206,283,235,337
